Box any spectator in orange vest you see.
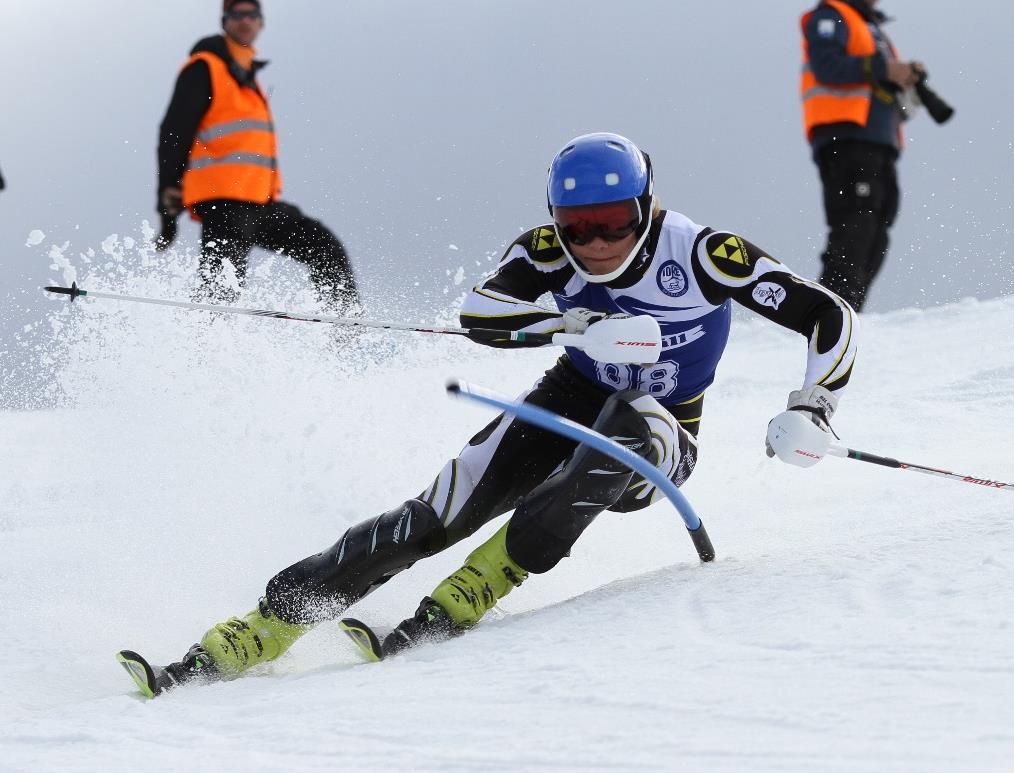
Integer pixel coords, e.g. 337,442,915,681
157,0,359,311
800,0,920,311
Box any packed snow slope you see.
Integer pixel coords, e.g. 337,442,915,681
2,275,1013,771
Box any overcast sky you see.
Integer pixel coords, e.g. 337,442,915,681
2,0,1012,400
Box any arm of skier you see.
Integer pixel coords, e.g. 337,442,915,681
691,229,858,463
692,228,858,397
459,230,568,348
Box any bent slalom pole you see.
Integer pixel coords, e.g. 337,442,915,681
828,444,1013,493
448,379,715,562
43,283,662,365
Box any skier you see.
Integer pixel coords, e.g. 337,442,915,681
119,133,859,695
156,0,359,310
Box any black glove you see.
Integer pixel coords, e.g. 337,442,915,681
154,212,179,252
154,186,183,251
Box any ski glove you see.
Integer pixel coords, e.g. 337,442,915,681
765,385,839,468
562,308,633,334
562,307,608,334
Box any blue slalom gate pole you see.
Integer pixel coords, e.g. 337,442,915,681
447,380,714,562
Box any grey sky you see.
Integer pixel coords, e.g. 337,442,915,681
2,0,1012,404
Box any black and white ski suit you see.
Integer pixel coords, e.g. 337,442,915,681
265,210,859,624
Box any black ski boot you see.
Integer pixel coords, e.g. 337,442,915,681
381,596,463,658
340,597,463,662
117,643,220,698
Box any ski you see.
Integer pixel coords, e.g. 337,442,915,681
339,618,386,662
116,644,219,698
116,650,165,698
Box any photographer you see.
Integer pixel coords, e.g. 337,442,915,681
800,0,950,311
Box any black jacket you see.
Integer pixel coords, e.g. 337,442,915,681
157,35,269,208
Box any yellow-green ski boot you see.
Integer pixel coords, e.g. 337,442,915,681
201,597,312,676
381,521,529,657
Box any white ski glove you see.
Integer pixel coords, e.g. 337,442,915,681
765,385,839,468
562,307,609,334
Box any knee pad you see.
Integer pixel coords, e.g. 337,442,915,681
506,390,651,574
266,499,447,624
611,393,698,513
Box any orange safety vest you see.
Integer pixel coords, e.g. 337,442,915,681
799,0,876,141
181,51,282,209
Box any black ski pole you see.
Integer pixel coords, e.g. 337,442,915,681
827,444,1013,492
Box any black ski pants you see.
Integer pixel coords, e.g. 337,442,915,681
815,140,900,312
265,358,701,624
192,199,359,310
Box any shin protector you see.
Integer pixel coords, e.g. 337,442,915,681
505,389,651,574
266,499,447,624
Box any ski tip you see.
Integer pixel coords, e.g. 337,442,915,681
339,618,384,662
116,650,158,699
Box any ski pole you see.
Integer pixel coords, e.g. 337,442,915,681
43,283,662,364
827,444,1013,493
448,379,715,562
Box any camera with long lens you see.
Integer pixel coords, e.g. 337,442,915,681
912,63,955,124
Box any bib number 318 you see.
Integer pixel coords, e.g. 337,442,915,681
595,361,680,399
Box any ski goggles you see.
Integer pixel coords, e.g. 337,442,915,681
225,9,263,21
552,199,642,246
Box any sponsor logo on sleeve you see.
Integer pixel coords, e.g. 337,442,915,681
531,227,559,252
709,235,749,266
704,233,754,280
752,281,787,310
657,260,689,297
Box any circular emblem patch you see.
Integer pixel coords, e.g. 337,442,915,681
657,261,689,297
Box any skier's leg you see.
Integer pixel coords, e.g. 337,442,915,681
265,498,449,625
502,389,653,574
184,365,595,676
610,393,700,513
381,390,657,655
254,201,360,311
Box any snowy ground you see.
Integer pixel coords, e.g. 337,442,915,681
2,286,1013,772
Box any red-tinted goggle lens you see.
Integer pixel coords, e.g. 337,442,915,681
553,200,641,246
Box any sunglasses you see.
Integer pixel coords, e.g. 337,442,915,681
553,199,641,246
225,10,263,21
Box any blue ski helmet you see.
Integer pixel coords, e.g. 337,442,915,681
547,133,655,283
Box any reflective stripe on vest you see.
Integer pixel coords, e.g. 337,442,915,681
181,51,282,208
188,152,277,171
196,119,275,144
799,0,875,141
